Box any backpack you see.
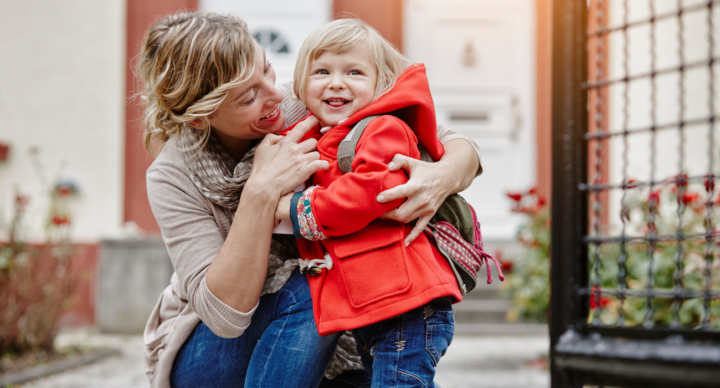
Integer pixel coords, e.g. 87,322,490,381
337,115,504,295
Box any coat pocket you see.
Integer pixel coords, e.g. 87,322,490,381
327,225,411,308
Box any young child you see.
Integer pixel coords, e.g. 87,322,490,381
275,19,462,387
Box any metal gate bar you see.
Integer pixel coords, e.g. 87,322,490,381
551,0,720,387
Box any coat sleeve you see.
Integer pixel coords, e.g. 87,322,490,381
291,116,417,240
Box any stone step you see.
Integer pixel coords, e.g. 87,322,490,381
453,299,512,323
463,282,505,300
454,323,549,336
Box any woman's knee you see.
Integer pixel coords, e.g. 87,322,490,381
274,268,314,314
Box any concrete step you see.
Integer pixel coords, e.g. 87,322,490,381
463,281,505,300
454,299,512,323
454,323,549,336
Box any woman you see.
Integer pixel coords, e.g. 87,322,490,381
139,12,483,388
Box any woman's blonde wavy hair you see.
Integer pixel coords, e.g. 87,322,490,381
293,18,410,106
137,12,256,155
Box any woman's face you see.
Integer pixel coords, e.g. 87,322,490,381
206,42,286,149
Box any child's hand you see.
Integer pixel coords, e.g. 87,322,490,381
275,192,294,225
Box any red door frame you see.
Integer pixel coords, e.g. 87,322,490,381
124,0,198,233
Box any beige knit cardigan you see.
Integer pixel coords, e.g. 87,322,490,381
143,83,482,388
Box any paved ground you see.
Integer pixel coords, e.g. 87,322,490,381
18,330,549,388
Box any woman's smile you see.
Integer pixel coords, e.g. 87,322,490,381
260,105,281,121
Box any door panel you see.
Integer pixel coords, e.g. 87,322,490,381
405,0,536,241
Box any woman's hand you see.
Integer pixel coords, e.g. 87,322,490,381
378,139,480,246
378,155,458,245
247,115,328,198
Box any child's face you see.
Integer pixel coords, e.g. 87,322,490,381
305,42,378,126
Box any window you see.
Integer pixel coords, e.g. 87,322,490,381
253,30,290,54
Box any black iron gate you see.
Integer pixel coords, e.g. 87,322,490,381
550,1,720,387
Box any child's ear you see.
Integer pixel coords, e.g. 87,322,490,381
188,118,208,130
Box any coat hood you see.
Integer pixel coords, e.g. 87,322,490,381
342,64,443,161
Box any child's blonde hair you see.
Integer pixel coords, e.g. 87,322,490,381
137,12,256,154
293,18,410,105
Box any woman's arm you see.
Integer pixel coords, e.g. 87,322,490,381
148,117,324,338
379,131,481,245
206,117,325,312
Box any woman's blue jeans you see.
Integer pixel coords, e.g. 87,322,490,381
170,268,370,388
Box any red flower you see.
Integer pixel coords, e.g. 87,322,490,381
590,287,611,309
537,196,547,207
51,215,70,225
494,250,514,272
528,187,537,195
648,190,661,206
500,261,513,272
679,192,699,205
705,177,715,192
57,187,71,197
624,179,638,189
15,194,29,210
674,173,688,187
507,192,523,202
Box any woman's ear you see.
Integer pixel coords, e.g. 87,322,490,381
188,118,208,130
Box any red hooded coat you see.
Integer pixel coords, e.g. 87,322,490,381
282,64,462,335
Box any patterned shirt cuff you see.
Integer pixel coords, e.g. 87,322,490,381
293,186,327,241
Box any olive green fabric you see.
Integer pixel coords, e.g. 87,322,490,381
431,194,475,246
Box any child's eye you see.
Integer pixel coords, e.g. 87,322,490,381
349,70,362,76
315,69,329,75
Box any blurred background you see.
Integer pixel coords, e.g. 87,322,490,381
2,0,719,387
0,0,549,331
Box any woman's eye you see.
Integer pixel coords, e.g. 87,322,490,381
264,60,272,74
243,89,258,105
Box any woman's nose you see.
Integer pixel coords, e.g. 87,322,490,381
265,82,284,106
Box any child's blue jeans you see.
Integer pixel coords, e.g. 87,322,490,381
170,268,370,388
351,297,455,388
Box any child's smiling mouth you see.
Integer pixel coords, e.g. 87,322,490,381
325,98,351,108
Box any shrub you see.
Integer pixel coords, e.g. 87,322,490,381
503,179,720,329
0,151,80,359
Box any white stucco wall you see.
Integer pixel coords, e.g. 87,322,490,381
0,1,126,242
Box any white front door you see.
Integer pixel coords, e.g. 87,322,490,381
200,0,331,84
404,0,536,241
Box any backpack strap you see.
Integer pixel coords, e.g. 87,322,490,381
337,115,380,174
337,115,435,174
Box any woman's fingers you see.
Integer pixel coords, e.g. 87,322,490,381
387,153,416,173
405,214,433,246
303,159,330,176
381,199,434,224
377,178,421,204
377,155,421,204
285,115,319,143
297,137,319,154
264,134,284,146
